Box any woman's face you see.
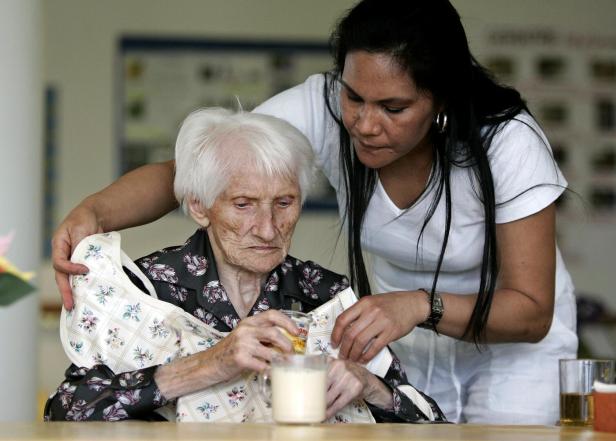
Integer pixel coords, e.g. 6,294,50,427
202,164,302,275
340,50,438,170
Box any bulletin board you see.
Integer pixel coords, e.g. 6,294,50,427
478,26,616,305
116,36,337,210
480,27,616,220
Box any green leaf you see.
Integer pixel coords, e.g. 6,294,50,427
0,273,36,306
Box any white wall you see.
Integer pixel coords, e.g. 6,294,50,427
0,0,41,421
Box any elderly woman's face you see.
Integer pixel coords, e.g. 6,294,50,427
204,166,302,275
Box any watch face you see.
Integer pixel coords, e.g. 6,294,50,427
417,289,443,330
434,296,444,312
432,292,444,320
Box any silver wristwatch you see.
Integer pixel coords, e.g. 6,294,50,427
417,288,444,331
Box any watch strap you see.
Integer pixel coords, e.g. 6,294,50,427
417,288,444,331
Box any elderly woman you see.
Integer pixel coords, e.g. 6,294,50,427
44,108,445,423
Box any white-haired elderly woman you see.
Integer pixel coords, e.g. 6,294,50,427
45,108,445,423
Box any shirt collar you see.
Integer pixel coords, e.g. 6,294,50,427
147,229,347,328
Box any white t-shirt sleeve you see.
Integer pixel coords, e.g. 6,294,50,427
489,113,567,224
253,74,338,179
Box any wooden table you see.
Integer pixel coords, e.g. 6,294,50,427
0,423,614,441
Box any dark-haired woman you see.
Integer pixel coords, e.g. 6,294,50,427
52,0,576,424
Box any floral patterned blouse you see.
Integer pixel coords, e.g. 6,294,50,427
45,229,446,423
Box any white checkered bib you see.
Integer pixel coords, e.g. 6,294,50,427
60,232,393,423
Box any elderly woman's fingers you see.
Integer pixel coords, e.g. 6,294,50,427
325,359,364,419
250,309,299,336
233,322,294,355
255,325,295,354
216,327,280,374
234,347,272,373
326,395,352,420
326,361,344,406
249,343,282,368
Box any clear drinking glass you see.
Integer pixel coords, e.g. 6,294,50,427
559,359,616,426
277,310,312,354
259,353,328,424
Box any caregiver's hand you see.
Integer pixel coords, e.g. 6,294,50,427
52,204,103,310
331,291,430,363
154,310,299,400
325,358,392,419
52,160,178,311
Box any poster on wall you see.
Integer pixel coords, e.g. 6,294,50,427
116,37,336,210
478,26,616,306
480,27,616,222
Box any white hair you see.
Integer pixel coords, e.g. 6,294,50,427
174,107,315,211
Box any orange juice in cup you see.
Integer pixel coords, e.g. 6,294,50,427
278,310,312,354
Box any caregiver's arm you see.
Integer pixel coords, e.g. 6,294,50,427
52,160,177,309
333,204,556,362
434,203,556,342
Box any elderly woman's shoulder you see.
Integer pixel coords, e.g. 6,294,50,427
279,255,350,303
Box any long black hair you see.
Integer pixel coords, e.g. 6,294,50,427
323,0,529,344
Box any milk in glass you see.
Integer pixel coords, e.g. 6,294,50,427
271,364,327,423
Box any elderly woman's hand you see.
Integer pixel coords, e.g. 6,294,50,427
325,358,393,419
154,310,298,400
211,310,298,376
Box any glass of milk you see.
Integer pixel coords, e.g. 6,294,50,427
259,353,328,424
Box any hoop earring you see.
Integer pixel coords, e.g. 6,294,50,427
435,112,448,134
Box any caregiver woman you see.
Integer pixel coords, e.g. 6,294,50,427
52,0,577,424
